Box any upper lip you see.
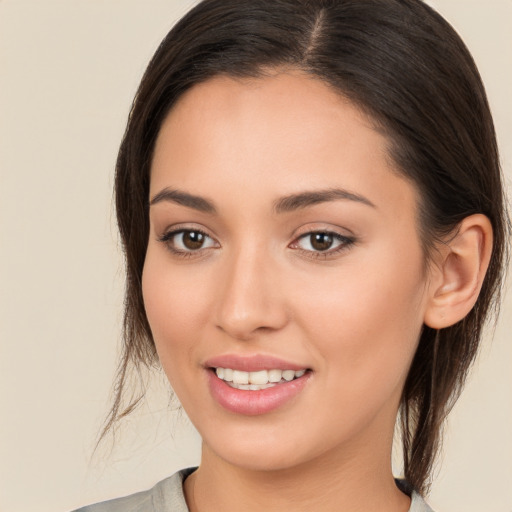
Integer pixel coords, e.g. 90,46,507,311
204,354,309,372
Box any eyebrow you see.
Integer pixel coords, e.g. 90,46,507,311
273,188,376,213
149,187,376,214
149,188,216,213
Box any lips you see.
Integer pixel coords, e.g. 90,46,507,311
205,354,307,372
205,354,311,415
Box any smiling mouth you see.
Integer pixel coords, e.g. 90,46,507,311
212,367,308,391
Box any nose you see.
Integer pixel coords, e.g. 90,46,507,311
214,245,289,341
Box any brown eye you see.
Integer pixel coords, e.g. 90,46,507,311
182,231,206,250
292,231,354,255
160,229,217,253
309,233,334,251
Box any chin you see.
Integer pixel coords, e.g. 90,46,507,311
199,420,339,474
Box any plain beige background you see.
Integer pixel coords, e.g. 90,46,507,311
0,1,511,511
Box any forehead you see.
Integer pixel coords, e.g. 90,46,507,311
150,71,418,220
158,71,381,154
168,70,365,125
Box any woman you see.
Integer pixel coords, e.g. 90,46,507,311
75,0,508,510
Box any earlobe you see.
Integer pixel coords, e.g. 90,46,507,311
424,214,493,329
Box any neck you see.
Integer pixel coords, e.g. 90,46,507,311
184,435,410,512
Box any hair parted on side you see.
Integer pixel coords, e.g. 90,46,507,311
102,0,509,495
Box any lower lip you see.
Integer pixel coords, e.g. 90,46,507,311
207,370,311,416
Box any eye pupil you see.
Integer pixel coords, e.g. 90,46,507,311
311,233,333,251
183,231,205,250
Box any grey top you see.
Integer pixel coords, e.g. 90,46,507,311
73,468,434,512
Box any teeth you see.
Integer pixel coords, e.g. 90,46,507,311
268,369,282,382
232,370,249,384
229,382,276,391
282,370,295,381
214,367,307,388
249,370,268,385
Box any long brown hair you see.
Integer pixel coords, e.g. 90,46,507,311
103,0,509,495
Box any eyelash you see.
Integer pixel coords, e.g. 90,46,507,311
291,232,355,259
158,228,217,258
158,228,355,260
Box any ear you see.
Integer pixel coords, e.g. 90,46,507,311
424,214,493,329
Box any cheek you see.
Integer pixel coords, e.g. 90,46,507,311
141,249,211,377
295,245,427,397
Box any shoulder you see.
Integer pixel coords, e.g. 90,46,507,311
396,479,435,512
71,468,196,512
410,491,435,512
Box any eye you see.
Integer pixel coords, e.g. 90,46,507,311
159,229,218,253
292,231,354,254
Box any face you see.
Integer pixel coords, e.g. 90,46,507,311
143,71,433,472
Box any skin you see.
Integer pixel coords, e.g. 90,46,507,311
142,70,490,511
